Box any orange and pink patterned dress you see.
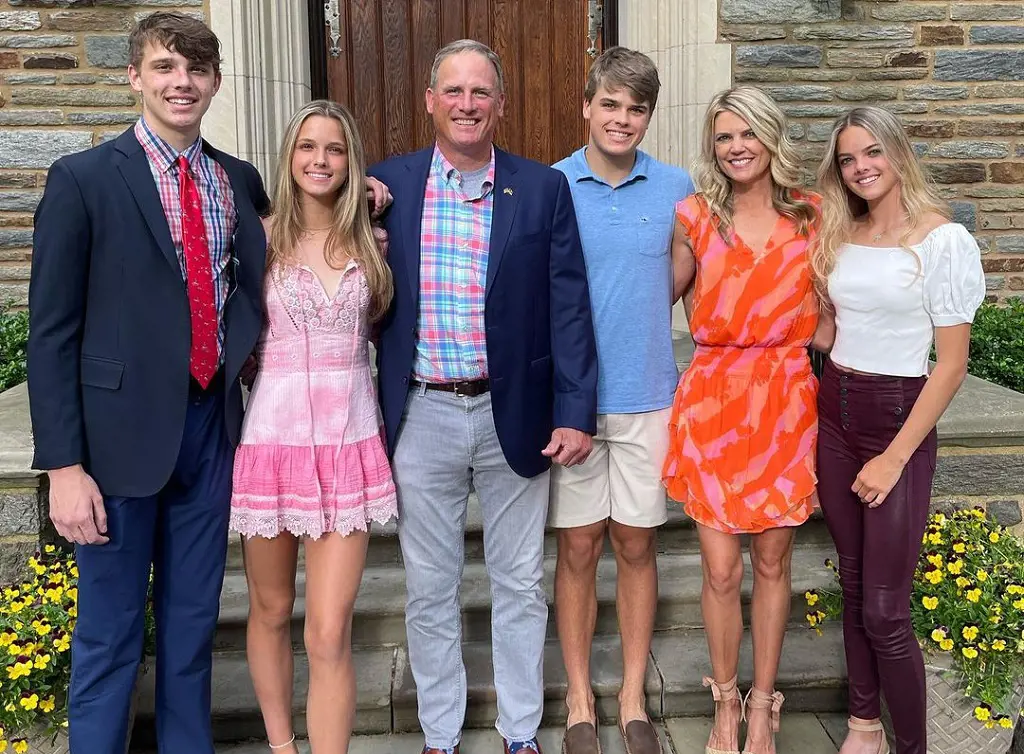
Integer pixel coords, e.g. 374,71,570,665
662,193,819,534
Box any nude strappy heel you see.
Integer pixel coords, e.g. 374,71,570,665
741,687,785,754
702,676,742,754
847,717,890,754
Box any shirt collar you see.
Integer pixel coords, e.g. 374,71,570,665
134,117,205,174
431,144,496,198
571,146,650,187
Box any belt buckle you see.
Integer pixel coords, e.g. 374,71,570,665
453,381,469,397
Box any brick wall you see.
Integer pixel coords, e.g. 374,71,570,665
0,0,206,306
721,0,1024,302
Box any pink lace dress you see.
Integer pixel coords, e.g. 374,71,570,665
229,259,397,539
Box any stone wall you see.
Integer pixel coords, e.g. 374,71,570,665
720,0,1024,302
0,0,207,306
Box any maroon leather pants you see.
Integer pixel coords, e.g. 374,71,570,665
817,358,937,754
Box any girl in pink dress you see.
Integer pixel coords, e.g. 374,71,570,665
229,100,396,754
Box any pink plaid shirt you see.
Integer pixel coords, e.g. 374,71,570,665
414,146,495,381
134,118,237,364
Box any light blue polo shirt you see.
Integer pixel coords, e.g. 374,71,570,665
554,147,695,414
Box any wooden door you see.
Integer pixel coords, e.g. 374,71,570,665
319,0,611,165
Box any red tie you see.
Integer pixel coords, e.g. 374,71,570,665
177,154,218,388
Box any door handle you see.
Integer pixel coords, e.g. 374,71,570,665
326,0,342,58
587,0,604,58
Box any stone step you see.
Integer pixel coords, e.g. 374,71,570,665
214,543,837,652
143,714,844,754
225,503,835,569
130,624,846,745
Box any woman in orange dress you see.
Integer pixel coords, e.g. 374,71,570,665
663,86,831,754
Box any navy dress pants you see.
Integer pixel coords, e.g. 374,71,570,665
68,381,232,754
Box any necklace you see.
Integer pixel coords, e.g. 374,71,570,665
300,225,332,235
868,217,908,243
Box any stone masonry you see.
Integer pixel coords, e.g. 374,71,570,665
0,0,207,306
721,0,1024,302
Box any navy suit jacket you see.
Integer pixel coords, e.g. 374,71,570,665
369,146,598,479
27,128,270,499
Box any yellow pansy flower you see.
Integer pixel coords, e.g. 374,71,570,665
39,695,55,713
966,588,982,603
956,577,971,589
989,531,1000,543
947,560,964,575
53,633,71,653
926,553,943,568
993,640,1007,651
931,628,946,642
0,740,8,753
975,705,991,721
805,591,819,606
922,596,939,610
12,740,27,754
925,570,943,585
941,637,954,652
18,694,38,711
962,646,979,659
1014,599,1024,610
962,625,980,641
34,652,51,670
999,717,1013,729
977,570,989,582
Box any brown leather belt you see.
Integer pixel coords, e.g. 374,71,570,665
412,378,489,397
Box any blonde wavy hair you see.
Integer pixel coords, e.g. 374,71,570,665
694,86,818,238
812,106,949,301
266,99,393,321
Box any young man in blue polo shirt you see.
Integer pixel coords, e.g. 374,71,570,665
551,47,695,754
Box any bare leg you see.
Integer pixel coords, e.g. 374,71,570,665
242,533,301,752
697,525,744,752
744,527,796,754
555,521,607,726
608,522,658,724
303,529,370,754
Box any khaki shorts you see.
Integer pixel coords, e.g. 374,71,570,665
549,408,671,529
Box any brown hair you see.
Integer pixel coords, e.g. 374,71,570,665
584,46,661,112
128,12,222,73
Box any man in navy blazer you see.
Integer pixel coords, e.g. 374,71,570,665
369,40,598,754
27,14,268,753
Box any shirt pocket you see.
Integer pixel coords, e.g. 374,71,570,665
636,217,672,258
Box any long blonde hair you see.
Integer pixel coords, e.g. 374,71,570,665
267,99,393,321
812,106,949,301
694,86,818,238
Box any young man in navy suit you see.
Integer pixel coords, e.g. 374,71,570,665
27,13,268,753
369,40,598,754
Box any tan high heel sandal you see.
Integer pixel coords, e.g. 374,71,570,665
847,717,890,754
741,687,785,754
702,676,742,754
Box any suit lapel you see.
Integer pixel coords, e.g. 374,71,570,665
486,148,519,299
399,149,432,306
114,130,180,282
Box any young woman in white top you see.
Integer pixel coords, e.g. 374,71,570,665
811,106,985,754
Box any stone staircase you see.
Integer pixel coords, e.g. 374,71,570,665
129,501,847,747
124,335,854,747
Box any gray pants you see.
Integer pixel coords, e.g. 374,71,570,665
393,386,549,748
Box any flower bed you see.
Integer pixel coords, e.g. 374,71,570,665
808,507,1024,747
0,547,153,751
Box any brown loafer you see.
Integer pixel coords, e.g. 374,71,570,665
619,719,661,754
562,721,602,754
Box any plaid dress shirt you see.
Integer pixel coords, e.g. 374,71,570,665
134,118,237,364
414,146,495,381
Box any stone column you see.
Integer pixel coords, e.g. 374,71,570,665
205,0,313,185
618,0,732,331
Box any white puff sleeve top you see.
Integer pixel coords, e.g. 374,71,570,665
828,222,986,377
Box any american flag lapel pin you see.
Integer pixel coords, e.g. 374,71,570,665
503,187,514,196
